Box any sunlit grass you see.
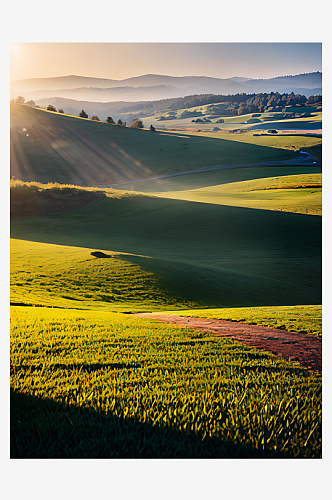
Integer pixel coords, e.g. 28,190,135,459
10,239,199,311
150,173,322,215
10,305,322,458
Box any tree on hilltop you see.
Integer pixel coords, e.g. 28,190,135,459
47,104,57,112
91,115,100,121
106,116,115,124
79,110,88,118
131,119,144,129
16,96,25,105
117,119,123,125
26,100,35,107
150,124,155,131
58,109,64,113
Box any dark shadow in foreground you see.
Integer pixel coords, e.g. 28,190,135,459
10,389,294,459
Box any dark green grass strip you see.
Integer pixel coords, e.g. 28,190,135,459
11,194,322,307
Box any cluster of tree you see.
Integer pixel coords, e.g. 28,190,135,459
47,105,64,113
109,92,322,118
306,95,322,104
204,92,318,116
11,96,36,107
11,97,65,112
78,110,127,125
107,117,127,126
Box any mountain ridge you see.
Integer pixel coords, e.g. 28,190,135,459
11,71,322,103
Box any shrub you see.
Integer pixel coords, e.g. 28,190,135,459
91,116,100,121
15,96,25,105
58,109,64,113
47,105,57,112
79,110,88,118
130,119,144,129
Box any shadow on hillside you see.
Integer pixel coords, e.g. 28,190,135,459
10,389,292,459
114,253,322,307
10,198,322,306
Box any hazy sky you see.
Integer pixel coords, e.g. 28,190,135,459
10,42,322,82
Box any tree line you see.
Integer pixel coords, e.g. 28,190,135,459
10,97,148,128
11,92,321,124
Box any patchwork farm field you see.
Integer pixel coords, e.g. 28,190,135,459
10,105,322,458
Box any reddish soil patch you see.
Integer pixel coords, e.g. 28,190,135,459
134,313,322,372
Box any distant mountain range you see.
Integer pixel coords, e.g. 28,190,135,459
11,72,322,103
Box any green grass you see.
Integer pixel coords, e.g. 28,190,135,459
150,173,322,215
163,305,322,338
10,305,322,458
123,164,322,193
200,130,321,151
10,238,199,311
11,104,300,187
11,188,321,307
10,105,322,461
195,130,321,151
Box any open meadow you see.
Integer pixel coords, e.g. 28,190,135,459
11,105,303,186
10,103,322,458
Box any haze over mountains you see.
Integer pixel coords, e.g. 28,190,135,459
11,72,322,103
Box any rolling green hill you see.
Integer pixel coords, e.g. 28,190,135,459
149,173,322,215
10,102,322,459
11,188,321,308
11,104,300,187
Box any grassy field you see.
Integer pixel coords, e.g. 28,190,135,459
190,131,322,152
122,164,322,193
11,105,301,187
10,104,322,459
10,306,322,458
10,238,199,311
11,187,321,307
150,173,322,215
163,305,322,338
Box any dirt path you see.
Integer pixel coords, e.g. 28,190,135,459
133,313,322,371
